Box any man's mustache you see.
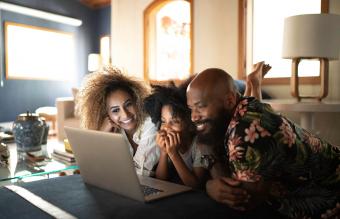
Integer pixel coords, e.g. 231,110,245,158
194,119,213,127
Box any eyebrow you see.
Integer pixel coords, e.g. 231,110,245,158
109,106,119,111
190,101,203,107
109,98,132,110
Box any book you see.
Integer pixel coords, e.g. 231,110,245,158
53,149,75,159
51,153,76,166
51,152,76,163
0,132,14,143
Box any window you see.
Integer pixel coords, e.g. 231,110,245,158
239,0,328,83
5,22,76,81
144,0,193,81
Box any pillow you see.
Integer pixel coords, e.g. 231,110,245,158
71,87,81,119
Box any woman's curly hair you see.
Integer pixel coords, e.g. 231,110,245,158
78,66,150,130
144,81,195,136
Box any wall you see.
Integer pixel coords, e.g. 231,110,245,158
111,0,340,145
98,6,111,37
111,0,238,79
264,0,340,101
94,5,112,52
262,0,340,145
111,0,149,78
193,0,238,75
0,0,111,122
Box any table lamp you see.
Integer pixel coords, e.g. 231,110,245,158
88,53,101,72
282,14,340,101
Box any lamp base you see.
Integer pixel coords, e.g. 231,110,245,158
291,58,328,102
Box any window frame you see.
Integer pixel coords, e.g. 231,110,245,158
237,0,329,85
143,0,194,82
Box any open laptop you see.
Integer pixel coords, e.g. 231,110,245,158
64,126,191,202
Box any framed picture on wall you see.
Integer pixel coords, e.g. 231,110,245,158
4,22,76,81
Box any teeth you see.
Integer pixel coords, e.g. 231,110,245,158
196,123,205,131
121,118,132,124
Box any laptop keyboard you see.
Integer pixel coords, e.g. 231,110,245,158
141,185,163,196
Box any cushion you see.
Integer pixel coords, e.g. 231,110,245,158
71,88,81,119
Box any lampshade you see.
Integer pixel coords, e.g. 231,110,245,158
282,14,340,60
100,36,111,66
88,53,101,72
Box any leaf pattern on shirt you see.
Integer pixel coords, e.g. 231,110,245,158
225,96,340,218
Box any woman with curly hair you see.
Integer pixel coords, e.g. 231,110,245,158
144,83,210,188
78,67,159,176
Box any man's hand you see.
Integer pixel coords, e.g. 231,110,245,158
206,177,250,211
100,117,118,132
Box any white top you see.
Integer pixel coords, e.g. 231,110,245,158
122,117,160,176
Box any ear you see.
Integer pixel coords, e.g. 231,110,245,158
223,92,237,110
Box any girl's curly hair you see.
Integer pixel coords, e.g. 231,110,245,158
144,81,195,137
78,66,150,130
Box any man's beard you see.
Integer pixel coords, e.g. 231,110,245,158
196,111,230,148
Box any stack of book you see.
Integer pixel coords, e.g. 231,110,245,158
0,132,14,143
51,149,76,165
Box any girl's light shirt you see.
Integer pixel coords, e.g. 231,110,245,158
178,137,203,170
122,117,160,176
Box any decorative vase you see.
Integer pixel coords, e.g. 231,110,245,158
13,111,44,152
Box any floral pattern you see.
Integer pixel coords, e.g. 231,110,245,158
302,130,323,153
228,133,244,161
279,117,296,148
224,97,340,218
244,124,259,143
234,98,248,117
233,169,261,182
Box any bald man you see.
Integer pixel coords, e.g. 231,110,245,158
186,68,340,218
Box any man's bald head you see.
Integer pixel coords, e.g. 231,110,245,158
187,68,237,105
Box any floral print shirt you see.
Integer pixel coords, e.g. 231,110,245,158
225,96,340,218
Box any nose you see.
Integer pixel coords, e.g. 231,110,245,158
161,123,171,132
191,109,200,122
120,108,129,118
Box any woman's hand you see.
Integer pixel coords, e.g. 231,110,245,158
165,131,181,157
100,117,118,132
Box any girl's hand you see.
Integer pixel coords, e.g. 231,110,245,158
156,130,167,153
100,117,118,132
165,131,181,156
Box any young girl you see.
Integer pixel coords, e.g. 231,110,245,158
144,84,209,188
78,67,160,176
